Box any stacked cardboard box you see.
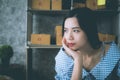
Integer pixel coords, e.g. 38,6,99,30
86,0,106,10
32,0,50,10
52,0,62,10
98,33,116,42
31,34,51,45
55,26,62,45
32,0,62,10
31,0,107,10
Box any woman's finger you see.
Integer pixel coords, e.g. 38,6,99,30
62,38,72,56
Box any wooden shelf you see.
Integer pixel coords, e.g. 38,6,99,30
26,44,62,48
27,9,69,15
94,9,118,16
27,9,118,16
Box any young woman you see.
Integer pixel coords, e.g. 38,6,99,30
55,8,120,80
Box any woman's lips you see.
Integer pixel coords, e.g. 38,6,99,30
67,43,75,47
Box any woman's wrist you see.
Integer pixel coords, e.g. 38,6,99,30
74,58,82,65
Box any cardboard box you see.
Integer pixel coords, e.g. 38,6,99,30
86,0,106,10
32,0,50,10
31,34,51,45
55,26,62,45
98,33,106,41
106,34,116,42
98,33,116,42
52,0,62,10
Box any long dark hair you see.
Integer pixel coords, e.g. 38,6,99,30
62,8,102,49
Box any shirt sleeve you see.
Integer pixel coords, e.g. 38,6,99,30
54,48,73,80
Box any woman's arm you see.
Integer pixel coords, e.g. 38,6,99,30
62,38,83,80
55,48,73,80
71,56,82,80
71,58,82,80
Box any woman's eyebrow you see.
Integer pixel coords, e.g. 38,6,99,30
72,27,80,29
64,27,80,29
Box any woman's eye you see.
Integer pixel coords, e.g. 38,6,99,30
64,29,67,32
73,30,80,32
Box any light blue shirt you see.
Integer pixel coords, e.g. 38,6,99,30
55,42,120,80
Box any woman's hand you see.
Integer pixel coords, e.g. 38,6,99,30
62,37,83,80
62,37,83,61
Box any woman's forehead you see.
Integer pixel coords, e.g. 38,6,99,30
64,17,80,28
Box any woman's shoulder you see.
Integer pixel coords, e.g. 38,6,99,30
55,47,73,65
55,47,74,74
55,47,73,61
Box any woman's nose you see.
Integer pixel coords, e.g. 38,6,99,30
67,32,73,40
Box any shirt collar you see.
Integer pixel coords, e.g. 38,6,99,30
82,42,120,80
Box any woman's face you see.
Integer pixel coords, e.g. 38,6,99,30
63,17,89,51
